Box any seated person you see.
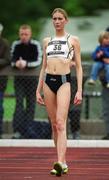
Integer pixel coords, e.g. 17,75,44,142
88,31,109,88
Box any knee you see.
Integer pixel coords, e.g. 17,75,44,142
52,123,57,133
56,118,65,132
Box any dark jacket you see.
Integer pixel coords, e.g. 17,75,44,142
11,39,42,69
0,37,10,67
0,37,10,91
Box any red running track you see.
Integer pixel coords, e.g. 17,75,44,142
0,147,109,180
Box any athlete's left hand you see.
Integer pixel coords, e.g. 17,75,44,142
36,91,45,106
73,91,82,105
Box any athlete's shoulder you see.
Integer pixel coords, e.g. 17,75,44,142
43,37,51,47
43,37,51,42
70,35,80,42
67,34,80,48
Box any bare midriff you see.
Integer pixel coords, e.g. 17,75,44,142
45,57,71,75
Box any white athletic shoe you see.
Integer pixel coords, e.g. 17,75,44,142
50,162,68,176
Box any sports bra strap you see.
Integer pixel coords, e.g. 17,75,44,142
66,34,71,40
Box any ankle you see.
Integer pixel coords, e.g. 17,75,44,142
58,162,68,168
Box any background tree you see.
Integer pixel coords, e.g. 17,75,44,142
0,0,109,41
0,0,48,41
64,0,109,16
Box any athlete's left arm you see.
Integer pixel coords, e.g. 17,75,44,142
72,37,83,105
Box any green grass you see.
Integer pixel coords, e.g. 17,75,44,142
3,97,48,121
3,98,15,121
5,77,14,94
3,78,15,121
3,77,48,121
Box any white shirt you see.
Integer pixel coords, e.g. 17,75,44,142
46,34,74,60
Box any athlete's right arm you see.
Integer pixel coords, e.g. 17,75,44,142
36,38,49,105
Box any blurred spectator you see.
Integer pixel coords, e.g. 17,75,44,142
99,73,109,139
99,27,109,140
106,27,109,32
68,105,81,139
88,31,109,88
11,24,42,138
68,77,82,139
0,23,10,138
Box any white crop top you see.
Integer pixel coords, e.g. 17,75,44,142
46,34,74,60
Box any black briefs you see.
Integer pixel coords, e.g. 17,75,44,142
44,73,71,94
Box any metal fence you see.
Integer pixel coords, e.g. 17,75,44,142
0,64,106,139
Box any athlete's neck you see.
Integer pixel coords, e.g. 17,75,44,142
55,30,67,37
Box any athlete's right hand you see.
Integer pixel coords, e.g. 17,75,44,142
36,91,45,106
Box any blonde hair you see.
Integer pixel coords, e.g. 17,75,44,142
19,24,32,31
98,31,109,44
52,8,68,20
